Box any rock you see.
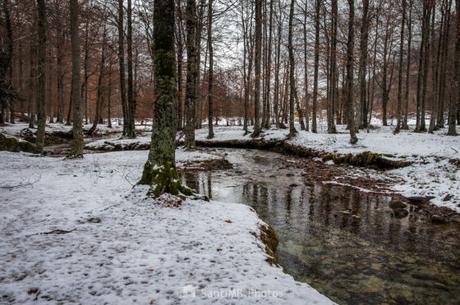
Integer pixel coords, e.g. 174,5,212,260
393,208,409,219
406,196,429,206
389,199,407,209
431,214,448,224
87,217,101,223
451,215,460,224
442,194,453,201
27,287,40,295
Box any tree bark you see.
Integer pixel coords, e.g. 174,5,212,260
207,0,214,139
447,0,459,135
395,0,406,134
312,0,320,133
35,0,47,151
184,0,197,148
118,0,128,135
288,0,297,137
252,0,262,137
69,0,83,157
346,0,358,144
140,0,190,197
126,0,136,138
358,0,369,129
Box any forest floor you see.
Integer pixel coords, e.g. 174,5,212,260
0,149,335,305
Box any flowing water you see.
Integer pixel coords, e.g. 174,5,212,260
183,148,460,305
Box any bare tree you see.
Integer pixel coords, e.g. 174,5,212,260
346,0,358,144
287,0,297,137
69,0,83,157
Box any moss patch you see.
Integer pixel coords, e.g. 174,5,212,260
259,223,280,266
0,133,41,154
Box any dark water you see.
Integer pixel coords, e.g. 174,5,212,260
182,148,460,305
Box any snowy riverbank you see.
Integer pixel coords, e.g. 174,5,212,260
195,125,460,212
0,150,335,305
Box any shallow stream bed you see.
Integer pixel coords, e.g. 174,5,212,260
183,148,460,305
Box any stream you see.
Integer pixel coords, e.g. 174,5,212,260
182,148,460,305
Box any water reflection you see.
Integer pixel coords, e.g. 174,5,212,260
183,149,460,305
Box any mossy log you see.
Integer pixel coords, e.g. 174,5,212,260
195,139,411,170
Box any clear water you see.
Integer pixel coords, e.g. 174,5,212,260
183,148,460,305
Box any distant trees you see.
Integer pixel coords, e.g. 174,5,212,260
0,0,458,140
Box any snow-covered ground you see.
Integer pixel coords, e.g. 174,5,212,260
0,150,334,305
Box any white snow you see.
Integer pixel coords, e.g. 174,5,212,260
0,150,335,305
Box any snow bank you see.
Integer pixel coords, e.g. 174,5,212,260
0,151,334,305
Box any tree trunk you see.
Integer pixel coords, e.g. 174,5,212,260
346,0,358,144
252,0,262,137
402,0,413,129
185,0,197,148
69,0,83,157
35,0,47,151
126,0,136,138
395,0,406,134
176,2,184,130
447,0,459,135
263,0,274,129
140,0,190,197
87,26,107,136
288,0,297,137
118,0,128,136
312,0,320,133
207,0,214,139
303,0,309,131
358,0,369,129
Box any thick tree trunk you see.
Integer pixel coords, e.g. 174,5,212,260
140,0,190,197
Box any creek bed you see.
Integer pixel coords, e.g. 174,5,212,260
182,148,460,305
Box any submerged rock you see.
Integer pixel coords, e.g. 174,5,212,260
393,208,409,219
389,199,407,209
431,215,448,224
